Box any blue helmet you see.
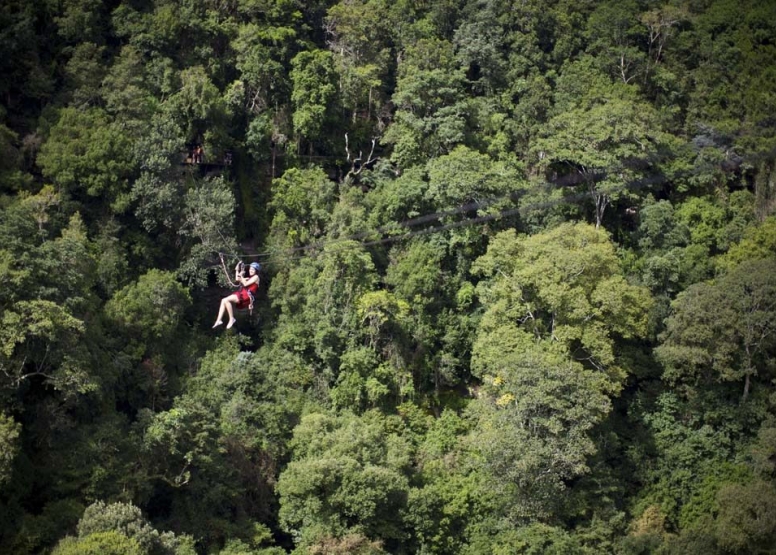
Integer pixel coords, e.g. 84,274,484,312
249,262,261,272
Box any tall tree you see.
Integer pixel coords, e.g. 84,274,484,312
657,258,776,401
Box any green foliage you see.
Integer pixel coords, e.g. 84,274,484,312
636,199,688,252
534,73,666,228
0,299,91,395
269,167,338,250
290,50,338,147
10,500,86,555
269,239,378,380
656,258,776,399
0,122,27,193
330,342,402,411
717,216,776,272
473,222,652,393
468,334,612,520
37,107,135,207
277,411,411,545
177,175,238,286
627,391,756,527
4,1,776,553
465,522,587,555
140,400,218,488
383,37,469,167
326,0,391,126
425,145,522,211
714,481,776,553
751,424,776,480
0,411,20,486
64,501,196,554
101,45,157,126
105,269,191,344
678,463,752,531
302,533,388,555
167,66,229,141
77,501,163,552
585,0,645,85
52,531,144,555
63,42,107,108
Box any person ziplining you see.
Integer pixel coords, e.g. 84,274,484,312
213,258,260,329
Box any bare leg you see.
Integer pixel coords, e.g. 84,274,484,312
214,295,240,330
214,294,239,329
226,300,236,328
213,298,227,327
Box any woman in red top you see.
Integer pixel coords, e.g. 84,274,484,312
213,262,260,329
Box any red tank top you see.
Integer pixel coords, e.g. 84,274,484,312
244,281,259,296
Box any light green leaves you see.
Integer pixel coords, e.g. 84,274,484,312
467,222,651,520
0,300,91,395
268,167,338,251
290,50,338,145
104,270,191,343
0,412,20,487
277,411,411,544
474,223,651,392
37,107,134,205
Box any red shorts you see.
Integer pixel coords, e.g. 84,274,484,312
235,288,252,309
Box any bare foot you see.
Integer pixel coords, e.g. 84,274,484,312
212,320,223,328
226,318,237,329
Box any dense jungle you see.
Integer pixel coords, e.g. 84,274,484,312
1,0,775,553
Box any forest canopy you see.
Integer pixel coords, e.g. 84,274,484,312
1,0,776,553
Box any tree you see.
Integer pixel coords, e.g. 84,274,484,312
233,3,299,115
105,270,191,345
0,411,20,487
37,107,135,211
467,332,612,520
271,240,378,378
177,175,238,287
717,216,776,273
101,45,157,129
55,0,108,45
425,145,523,212
51,501,196,555
383,37,469,168
714,481,776,553
325,0,392,125
533,72,665,228
166,66,230,148
276,411,411,547
0,299,90,395
0,0,55,108
473,222,651,393
52,532,144,555
0,121,28,194
290,50,338,151
62,42,107,108
656,258,776,400
585,0,646,85
467,222,650,520
268,167,339,251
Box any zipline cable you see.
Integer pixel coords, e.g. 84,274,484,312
211,171,661,268
210,144,776,268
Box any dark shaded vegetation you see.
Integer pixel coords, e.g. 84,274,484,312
1,0,776,553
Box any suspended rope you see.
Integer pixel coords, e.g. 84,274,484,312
207,140,776,268
218,252,239,288
212,171,655,266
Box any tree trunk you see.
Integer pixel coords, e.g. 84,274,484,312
590,182,608,229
